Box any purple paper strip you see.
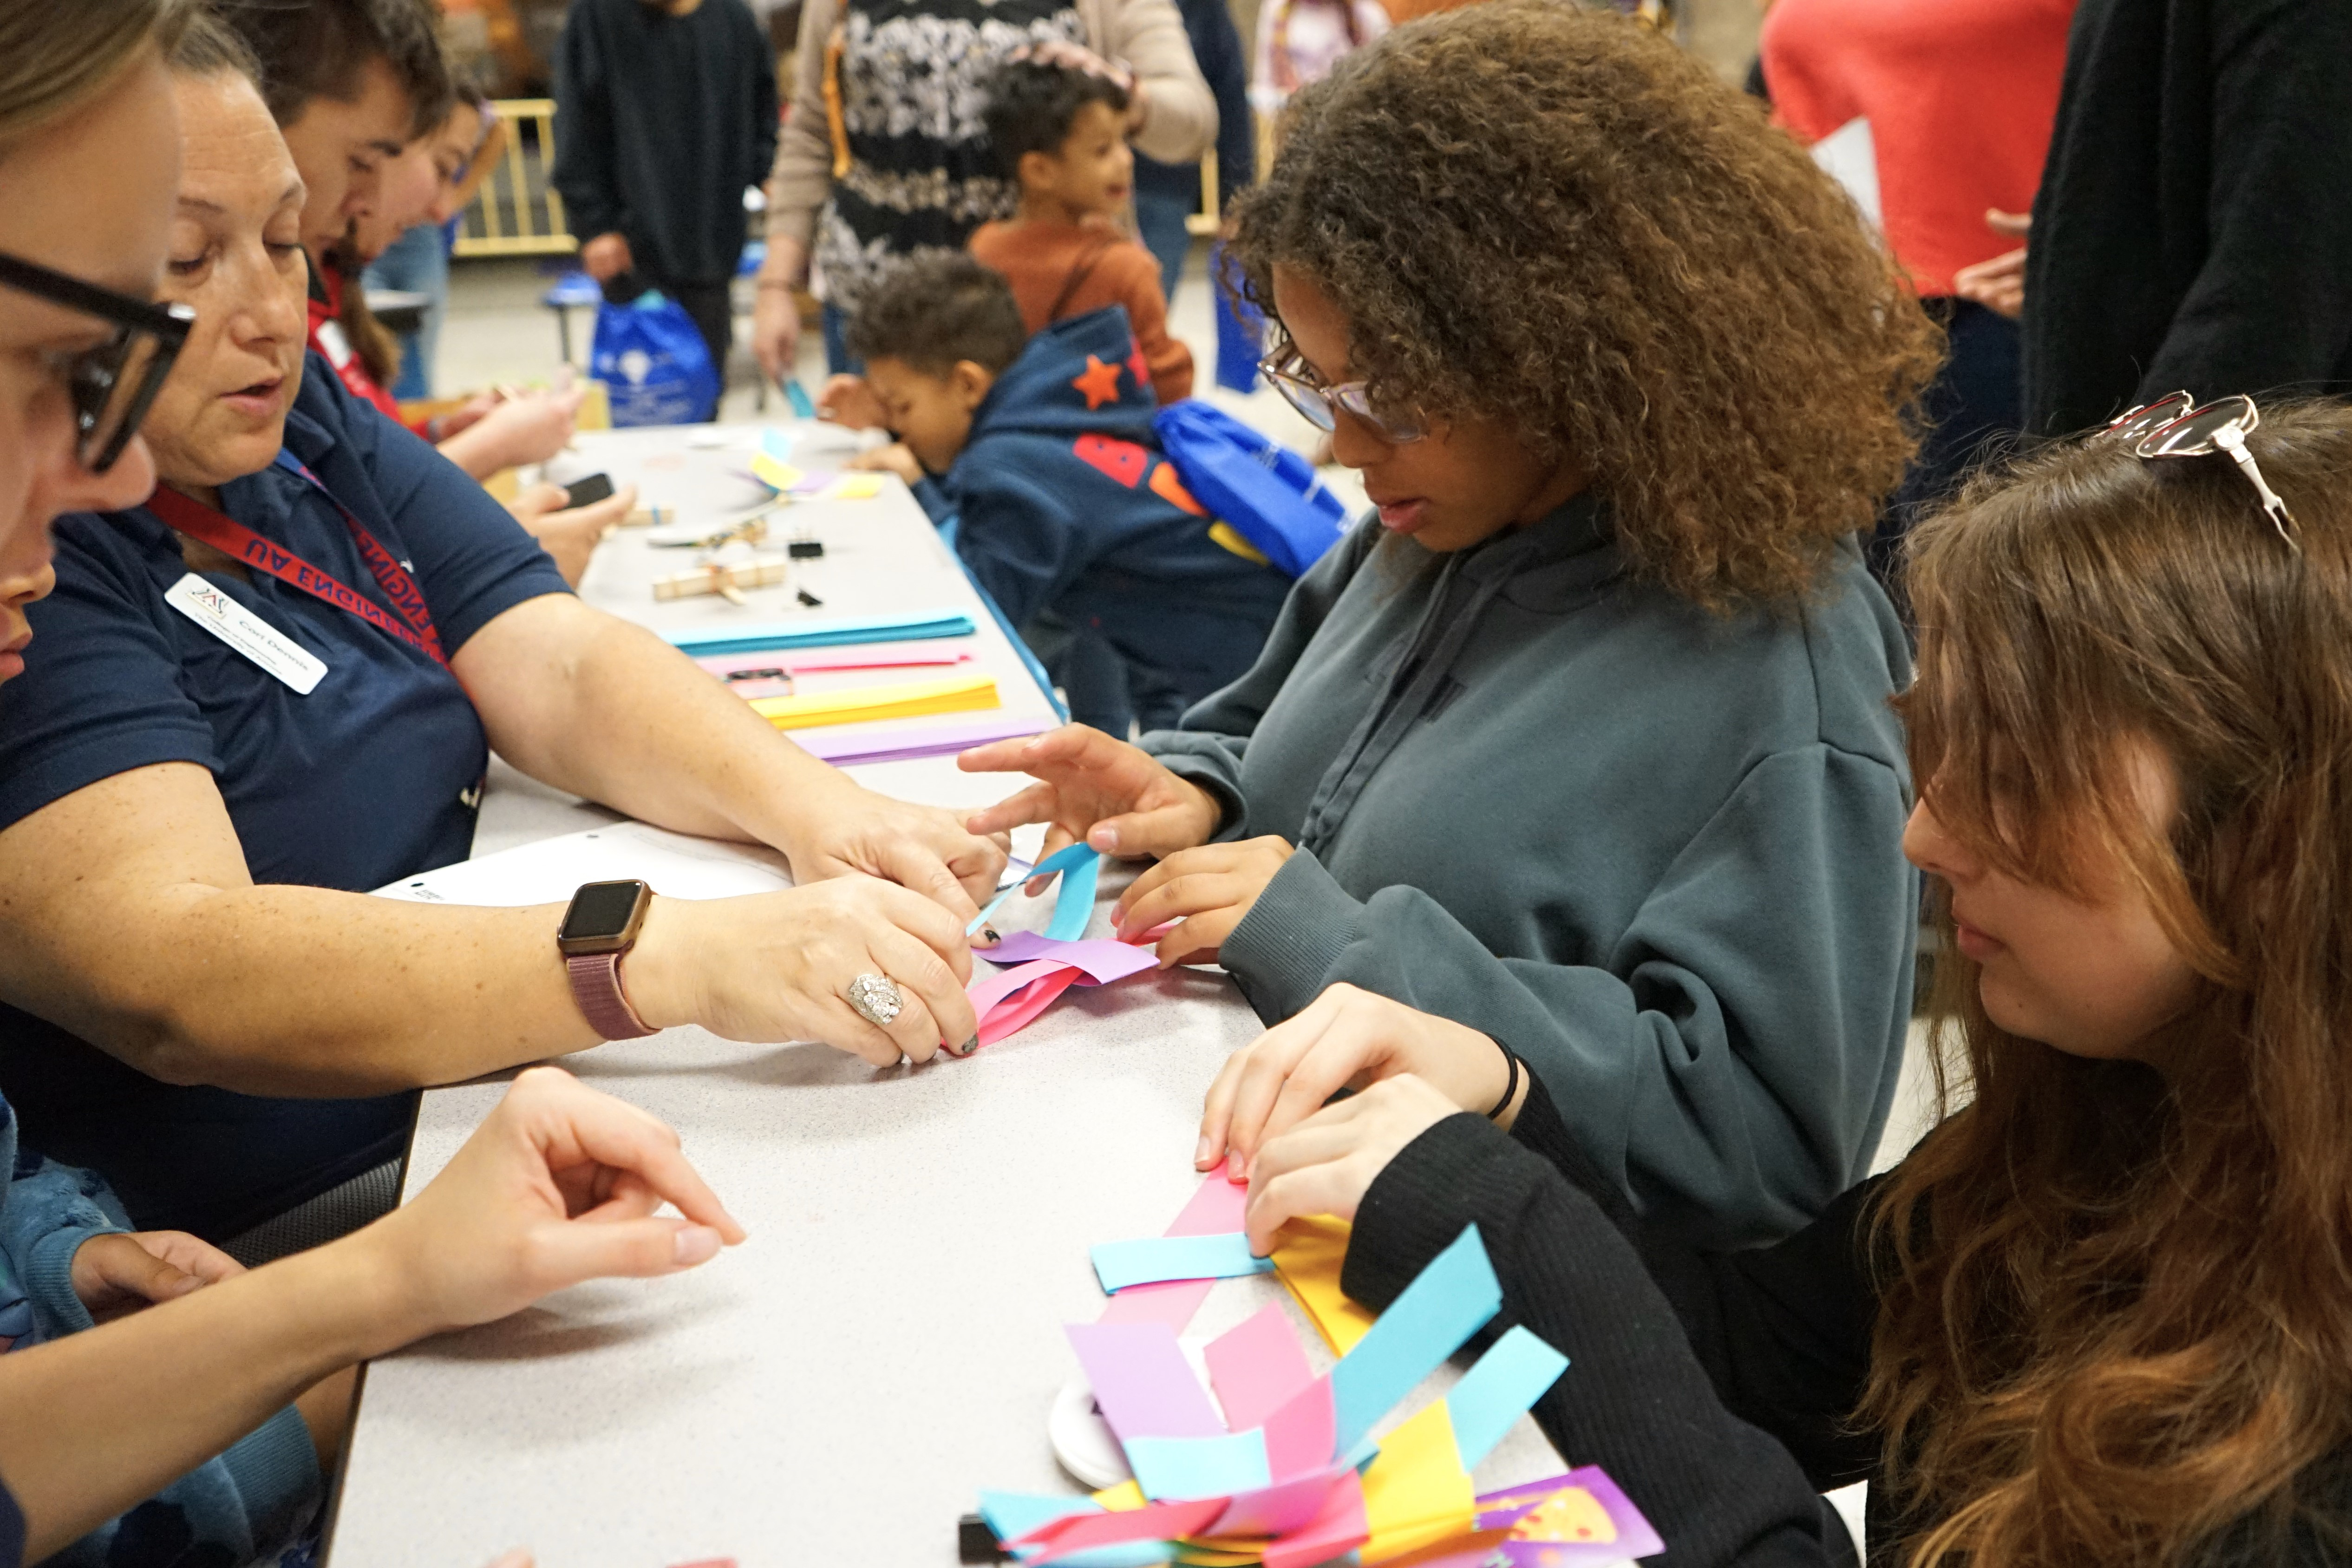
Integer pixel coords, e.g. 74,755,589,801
1064,1321,1226,1443
793,712,1052,764
981,933,1156,986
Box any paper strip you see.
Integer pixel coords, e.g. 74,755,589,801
975,1491,1170,1568
1124,1430,1270,1502
974,964,1081,1048
1204,1466,1347,1539
1269,1215,1376,1355
665,611,975,656
968,842,1099,935
1475,1467,1664,1565
1444,1325,1569,1471
1204,1304,1317,1433
1065,1322,1226,1442
1329,1226,1501,1457
1359,1400,1477,1565
748,673,998,730
792,712,1052,765
1094,1233,1275,1294
984,934,1157,985
1097,1166,1249,1333
696,647,973,679
1045,848,1103,941
1013,1498,1228,1559
1259,1468,1367,1568
1260,1373,1337,1480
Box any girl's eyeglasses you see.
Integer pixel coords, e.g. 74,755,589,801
1260,346,1426,444
2106,391,2299,550
0,250,194,475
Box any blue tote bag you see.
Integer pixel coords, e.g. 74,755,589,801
1153,399,1352,579
589,290,720,426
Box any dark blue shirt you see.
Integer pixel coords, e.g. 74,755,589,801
0,356,570,1241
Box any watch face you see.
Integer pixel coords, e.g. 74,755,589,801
562,880,649,944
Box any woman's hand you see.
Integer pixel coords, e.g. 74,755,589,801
1241,1075,1460,1254
505,482,637,587
1012,39,1150,131
355,1066,746,1339
752,237,807,385
960,725,1222,887
817,374,888,431
433,391,500,442
1200,984,1517,1180
1114,836,1292,966
629,876,983,1064
70,1231,244,1324
847,442,924,487
780,780,1009,924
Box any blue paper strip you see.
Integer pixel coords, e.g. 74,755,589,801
1445,1324,1569,1469
968,843,1100,936
1045,848,1102,941
975,1492,1170,1568
1092,1232,1274,1294
784,381,817,418
1124,1429,1272,1502
664,611,975,657
1330,1224,1502,1457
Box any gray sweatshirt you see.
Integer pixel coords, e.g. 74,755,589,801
1143,493,1917,1248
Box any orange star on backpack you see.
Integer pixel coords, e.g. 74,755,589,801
1070,354,1123,410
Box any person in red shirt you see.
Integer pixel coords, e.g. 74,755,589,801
1759,0,2074,597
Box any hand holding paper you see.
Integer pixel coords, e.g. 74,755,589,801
959,724,1223,890
1241,1075,1463,1254
1113,836,1295,968
1200,984,1520,1180
775,776,1010,924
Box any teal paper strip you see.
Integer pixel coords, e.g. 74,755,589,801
1444,1324,1569,1469
1092,1232,1274,1294
1329,1224,1502,1457
1124,1429,1272,1503
975,1493,1170,1568
968,842,1100,936
1045,847,1102,941
664,611,974,657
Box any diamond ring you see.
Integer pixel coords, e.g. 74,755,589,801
845,972,904,1028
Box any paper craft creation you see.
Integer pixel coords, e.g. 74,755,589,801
665,611,975,657
750,429,801,491
975,1171,1655,1568
955,846,1164,1049
745,672,999,731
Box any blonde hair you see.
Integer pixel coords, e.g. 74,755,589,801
0,0,190,152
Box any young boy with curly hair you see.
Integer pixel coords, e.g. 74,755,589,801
968,59,1193,404
846,255,1285,735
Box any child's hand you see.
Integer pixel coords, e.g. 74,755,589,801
1113,836,1294,967
959,724,1223,884
816,374,888,431
847,443,924,486
1241,1075,1462,1254
71,1231,244,1323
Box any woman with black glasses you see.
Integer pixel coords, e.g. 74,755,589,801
966,1,1941,1251
0,7,748,1568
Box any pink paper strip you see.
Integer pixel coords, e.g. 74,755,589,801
1013,1497,1228,1560
695,646,974,679
793,712,1052,764
1260,1467,1367,1568
1096,1166,1250,1332
1208,1467,1348,1539
1206,1304,1317,1432
968,958,1070,1014
1261,1374,1338,1481
982,934,1156,985
1064,1321,1226,1443
974,966,1080,1047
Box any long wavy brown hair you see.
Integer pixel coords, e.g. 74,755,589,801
1871,401,2352,1565
1223,0,1942,610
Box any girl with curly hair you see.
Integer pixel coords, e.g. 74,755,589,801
1237,397,2352,1566
966,0,1942,1249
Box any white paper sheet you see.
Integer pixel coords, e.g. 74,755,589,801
1811,116,1883,232
372,820,793,906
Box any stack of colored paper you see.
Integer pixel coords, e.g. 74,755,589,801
746,672,999,731
975,1182,1665,1568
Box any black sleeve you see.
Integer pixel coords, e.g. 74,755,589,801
1504,1074,1884,1490
1189,0,1254,199
1344,1113,1860,1568
550,5,625,243
0,1469,22,1568
2138,0,2352,401
749,7,780,190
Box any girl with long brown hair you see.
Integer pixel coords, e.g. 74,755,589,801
1235,397,2352,1565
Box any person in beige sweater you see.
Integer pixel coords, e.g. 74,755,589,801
751,0,1215,386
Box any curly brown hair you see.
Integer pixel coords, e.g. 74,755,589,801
1226,0,1942,608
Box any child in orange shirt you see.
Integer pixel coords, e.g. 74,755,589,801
969,59,1195,405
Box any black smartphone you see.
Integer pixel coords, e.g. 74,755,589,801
562,472,615,509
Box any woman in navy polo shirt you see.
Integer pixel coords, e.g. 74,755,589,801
0,43,1006,1249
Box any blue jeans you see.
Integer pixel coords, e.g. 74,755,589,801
1873,298,2022,613
1133,180,1197,304
822,301,862,376
361,222,451,400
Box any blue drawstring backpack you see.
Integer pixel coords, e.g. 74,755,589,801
1153,399,1352,579
589,289,720,425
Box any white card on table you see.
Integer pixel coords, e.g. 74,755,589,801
163,572,328,694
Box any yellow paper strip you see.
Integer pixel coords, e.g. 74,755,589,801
1091,1480,1149,1513
747,673,999,731
751,453,803,491
1268,1214,1376,1355
1359,1400,1477,1565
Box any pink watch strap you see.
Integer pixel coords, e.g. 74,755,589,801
566,950,657,1040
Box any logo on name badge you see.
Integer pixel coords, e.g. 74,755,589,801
163,572,329,695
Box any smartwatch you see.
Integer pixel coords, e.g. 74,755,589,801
559,879,658,1040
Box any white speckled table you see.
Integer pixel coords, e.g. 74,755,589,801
324,423,1564,1568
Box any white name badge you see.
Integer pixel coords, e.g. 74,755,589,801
164,573,328,695
314,318,355,370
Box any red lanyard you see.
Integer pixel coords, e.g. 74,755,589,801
144,453,447,666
